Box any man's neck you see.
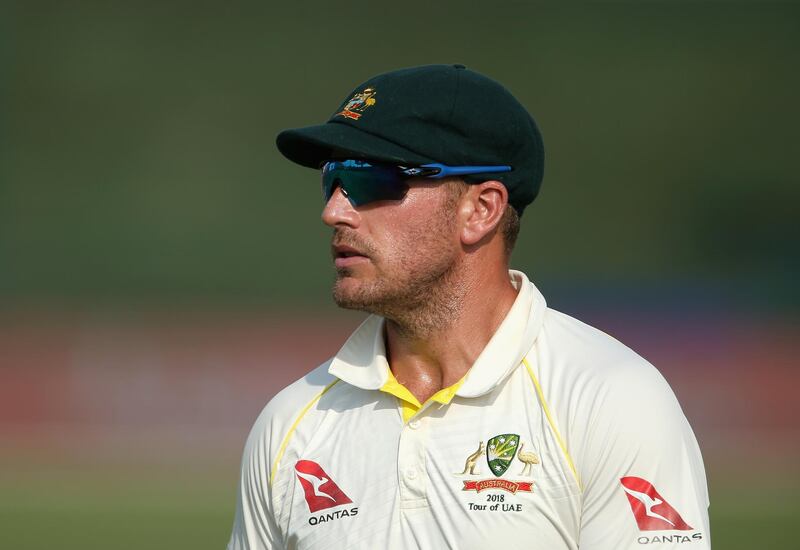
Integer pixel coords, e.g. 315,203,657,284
384,268,519,404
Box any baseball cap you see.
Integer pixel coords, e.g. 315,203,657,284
276,64,544,215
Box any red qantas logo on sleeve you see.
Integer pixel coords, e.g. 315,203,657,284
620,476,692,531
295,460,353,513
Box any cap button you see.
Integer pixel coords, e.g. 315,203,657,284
453,64,466,69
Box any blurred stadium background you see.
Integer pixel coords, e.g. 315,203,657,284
1,1,798,548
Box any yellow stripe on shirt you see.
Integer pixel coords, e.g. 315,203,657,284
523,357,582,490
269,379,339,486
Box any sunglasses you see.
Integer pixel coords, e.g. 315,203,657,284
321,159,512,207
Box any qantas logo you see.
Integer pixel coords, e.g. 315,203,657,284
295,460,353,513
620,477,692,531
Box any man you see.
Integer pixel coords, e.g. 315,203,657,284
228,64,710,549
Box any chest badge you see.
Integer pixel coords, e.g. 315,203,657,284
487,433,520,476
455,433,538,494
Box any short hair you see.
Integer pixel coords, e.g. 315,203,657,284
499,203,521,257
444,179,521,257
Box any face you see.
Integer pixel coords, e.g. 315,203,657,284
322,178,464,318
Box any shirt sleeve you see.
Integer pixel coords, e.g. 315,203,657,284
227,410,285,550
576,360,711,549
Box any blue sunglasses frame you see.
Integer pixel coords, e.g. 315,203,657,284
321,160,512,207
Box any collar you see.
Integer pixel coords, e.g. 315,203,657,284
327,270,547,398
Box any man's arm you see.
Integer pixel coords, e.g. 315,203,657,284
227,408,284,550
226,362,338,550
576,360,710,549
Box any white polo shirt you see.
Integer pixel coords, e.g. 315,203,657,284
228,271,710,549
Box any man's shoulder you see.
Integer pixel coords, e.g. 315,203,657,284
239,360,347,465
540,307,669,390
259,360,339,422
540,307,693,450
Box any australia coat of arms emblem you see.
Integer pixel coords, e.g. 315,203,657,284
336,87,377,120
455,433,539,494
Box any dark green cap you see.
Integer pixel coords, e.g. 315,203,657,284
276,64,544,215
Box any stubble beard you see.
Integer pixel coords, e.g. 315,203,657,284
334,253,464,339
332,215,465,339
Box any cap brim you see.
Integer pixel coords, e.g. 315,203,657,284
276,121,435,169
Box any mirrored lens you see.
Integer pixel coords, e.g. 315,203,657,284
322,161,410,206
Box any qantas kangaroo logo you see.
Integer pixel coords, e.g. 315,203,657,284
295,470,337,501
295,460,353,513
620,477,692,531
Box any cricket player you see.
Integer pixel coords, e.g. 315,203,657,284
227,64,710,549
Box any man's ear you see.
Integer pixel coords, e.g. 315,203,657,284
459,181,508,247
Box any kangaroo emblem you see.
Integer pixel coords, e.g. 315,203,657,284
294,470,336,501
622,487,676,526
456,441,485,476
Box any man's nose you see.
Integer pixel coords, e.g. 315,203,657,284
321,186,360,228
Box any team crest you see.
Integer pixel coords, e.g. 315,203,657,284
486,433,519,477
337,88,377,120
455,433,538,494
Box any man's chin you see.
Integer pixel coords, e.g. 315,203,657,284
332,277,383,312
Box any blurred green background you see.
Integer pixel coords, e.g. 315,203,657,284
1,1,798,548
